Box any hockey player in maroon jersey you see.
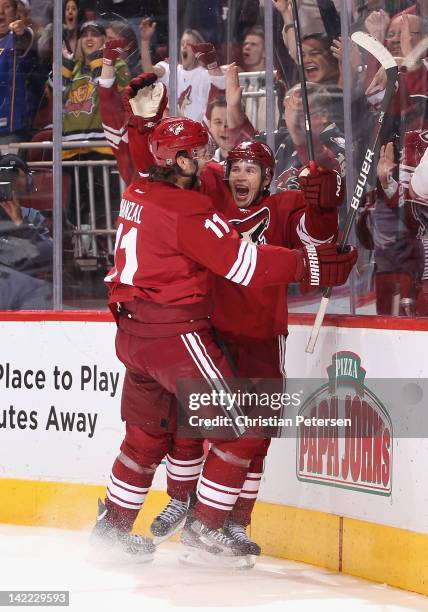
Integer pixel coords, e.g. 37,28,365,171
93,114,356,565
151,142,344,551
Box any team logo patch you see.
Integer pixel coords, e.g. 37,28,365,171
170,121,185,135
178,86,192,116
229,207,271,245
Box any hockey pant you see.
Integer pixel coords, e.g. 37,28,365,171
167,334,287,527
103,325,270,532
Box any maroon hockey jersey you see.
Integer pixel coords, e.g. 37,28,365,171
105,178,302,312
199,163,338,337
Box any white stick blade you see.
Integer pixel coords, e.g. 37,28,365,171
351,31,397,70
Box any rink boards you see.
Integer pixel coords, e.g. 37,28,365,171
1,312,428,596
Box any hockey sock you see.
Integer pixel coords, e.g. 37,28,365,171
229,456,263,526
105,455,155,532
166,439,205,501
191,448,249,529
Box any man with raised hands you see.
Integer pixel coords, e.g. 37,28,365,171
140,19,225,122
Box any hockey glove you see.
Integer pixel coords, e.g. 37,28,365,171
123,73,168,132
296,243,357,290
103,37,126,65
190,43,219,70
298,164,345,211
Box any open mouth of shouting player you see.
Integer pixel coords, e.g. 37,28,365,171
228,160,271,209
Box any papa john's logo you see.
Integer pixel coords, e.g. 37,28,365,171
296,351,393,496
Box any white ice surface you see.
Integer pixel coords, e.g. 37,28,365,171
0,524,426,612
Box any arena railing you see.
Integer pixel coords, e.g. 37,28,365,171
0,140,125,261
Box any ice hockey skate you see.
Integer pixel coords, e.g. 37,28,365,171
89,499,155,564
223,520,261,556
179,515,259,569
150,492,196,544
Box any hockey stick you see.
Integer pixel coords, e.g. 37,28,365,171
305,31,398,354
290,0,317,174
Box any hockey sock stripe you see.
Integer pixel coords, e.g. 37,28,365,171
166,470,200,482
108,480,148,505
200,475,241,494
166,464,203,477
106,489,145,510
166,464,203,476
237,471,262,500
196,494,234,512
106,487,146,505
166,454,205,467
196,490,235,511
240,474,262,493
198,483,240,505
166,455,203,479
110,473,149,494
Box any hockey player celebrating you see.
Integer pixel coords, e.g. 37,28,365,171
94,57,351,563
112,73,345,555
93,113,356,566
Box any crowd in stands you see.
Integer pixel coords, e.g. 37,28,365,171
0,0,427,314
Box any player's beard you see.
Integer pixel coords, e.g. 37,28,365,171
177,162,199,189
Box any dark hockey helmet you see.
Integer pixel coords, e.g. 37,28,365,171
149,117,209,167
225,141,275,186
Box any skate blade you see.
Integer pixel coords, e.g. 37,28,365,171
178,547,256,570
152,516,187,545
